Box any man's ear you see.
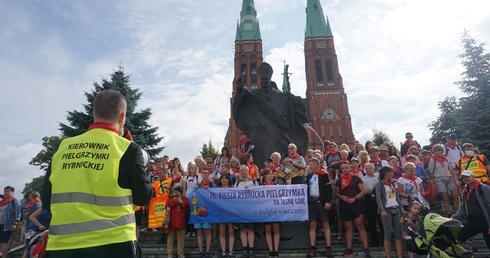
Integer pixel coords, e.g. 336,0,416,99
118,112,126,125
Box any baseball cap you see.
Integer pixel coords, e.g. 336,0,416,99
448,133,458,140
149,159,155,163
461,170,474,177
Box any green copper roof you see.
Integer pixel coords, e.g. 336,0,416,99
305,0,333,38
236,0,261,41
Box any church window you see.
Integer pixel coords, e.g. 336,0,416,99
251,63,257,83
338,124,342,138
314,53,323,83
241,64,247,84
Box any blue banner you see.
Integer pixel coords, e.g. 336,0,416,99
188,184,308,223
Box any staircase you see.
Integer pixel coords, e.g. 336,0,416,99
138,207,490,258
4,206,490,257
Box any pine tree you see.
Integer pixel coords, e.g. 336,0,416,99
200,139,220,160
59,66,164,157
455,32,490,150
429,32,490,151
370,127,392,147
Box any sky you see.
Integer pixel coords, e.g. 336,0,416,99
1,0,489,194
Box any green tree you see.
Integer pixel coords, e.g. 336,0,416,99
59,66,164,157
428,96,461,141
22,175,46,196
370,127,392,147
29,135,63,172
200,139,219,160
28,67,164,192
455,32,490,150
429,32,490,151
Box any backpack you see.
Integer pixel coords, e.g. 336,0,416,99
37,209,51,229
424,179,437,202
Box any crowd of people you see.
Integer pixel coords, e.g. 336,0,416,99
136,131,490,258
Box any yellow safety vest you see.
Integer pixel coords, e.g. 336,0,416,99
48,128,135,250
147,178,172,229
458,155,489,183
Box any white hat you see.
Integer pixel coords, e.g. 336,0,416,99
149,159,155,163
461,170,474,177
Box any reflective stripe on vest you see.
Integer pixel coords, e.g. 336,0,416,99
51,192,132,206
50,213,135,235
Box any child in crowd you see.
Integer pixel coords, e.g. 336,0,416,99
260,158,273,184
261,170,276,186
400,201,422,258
194,170,215,258
218,174,235,258
166,184,190,258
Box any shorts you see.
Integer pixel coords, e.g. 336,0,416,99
308,202,329,222
239,223,257,231
340,205,363,221
0,225,13,243
435,176,457,193
134,210,143,226
194,222,212,229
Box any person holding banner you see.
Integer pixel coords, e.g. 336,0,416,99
306,158,334,258
262,170,280,257
235,165,260,258
218,174,236,258
194,170,216,258
149,167,173,244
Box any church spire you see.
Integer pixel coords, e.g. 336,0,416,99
305,0,332,38
235,0,261,41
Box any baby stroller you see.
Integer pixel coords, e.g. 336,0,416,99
26,229,49,258
404,213,472,258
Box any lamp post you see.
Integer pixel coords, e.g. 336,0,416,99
303,123,323,150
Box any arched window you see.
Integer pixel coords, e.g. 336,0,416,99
338,124,343,139
241,64,247,84
251,63,257,83
324,53,333,82
314,53,323,82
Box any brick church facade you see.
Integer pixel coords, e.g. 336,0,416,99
225,0,355,156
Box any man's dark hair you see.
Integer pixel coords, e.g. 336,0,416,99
93,90,126,121
4,186,15,192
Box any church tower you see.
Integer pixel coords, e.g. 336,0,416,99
304,0,355,149
224,0,263,156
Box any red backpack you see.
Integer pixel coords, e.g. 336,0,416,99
424,179,437,202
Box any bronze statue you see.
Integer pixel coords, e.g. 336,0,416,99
232,62,309,167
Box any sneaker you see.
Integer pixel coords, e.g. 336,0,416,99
248,250,255,258
191,232,196,237
221,252,228,258
341,249,354,257
140,227,148,232
273,251,279,257
268,252,274,257
363,249,371,257
326,247,333,257
306,247,316,258
228,251,235,258
204,252,212,258
242,250,249,258
197,252,204,258
151,228,158,232
185,232,192,237
336,233,342,240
